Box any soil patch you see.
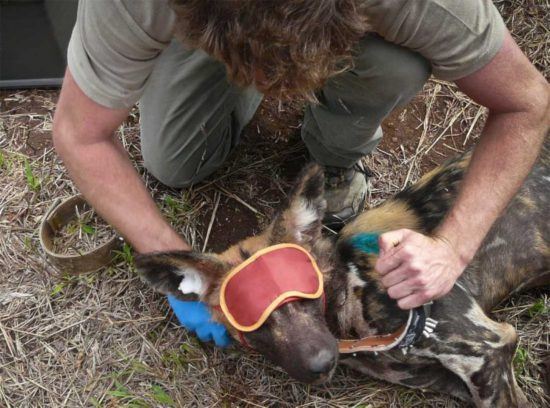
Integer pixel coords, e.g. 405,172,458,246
197,97,308,251
1,89,57,156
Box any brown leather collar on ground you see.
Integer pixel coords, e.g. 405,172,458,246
39,195,122,274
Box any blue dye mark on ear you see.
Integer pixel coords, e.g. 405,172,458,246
349,233,381,255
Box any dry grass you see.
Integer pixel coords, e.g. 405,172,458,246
51,204,116,256
1,1,548,407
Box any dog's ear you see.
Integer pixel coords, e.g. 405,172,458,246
273,163,326,245
135,251,227,301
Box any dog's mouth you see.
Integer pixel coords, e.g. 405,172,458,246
286,361,338,385
311,365,337,385
282,340,340,385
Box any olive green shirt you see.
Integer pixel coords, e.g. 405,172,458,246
68,0,506,109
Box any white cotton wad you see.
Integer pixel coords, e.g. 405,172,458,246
178,269,206,296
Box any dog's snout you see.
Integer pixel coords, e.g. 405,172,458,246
307,348,336,374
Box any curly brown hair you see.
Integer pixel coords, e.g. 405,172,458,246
170,0,370,101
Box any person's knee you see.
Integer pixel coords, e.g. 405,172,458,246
353,37,431,104
143,156,198,188
381,52,431,99
141,125,232,189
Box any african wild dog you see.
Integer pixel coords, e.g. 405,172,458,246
137,137,549,407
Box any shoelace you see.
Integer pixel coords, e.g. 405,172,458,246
353,162,375,178
325,162,374,188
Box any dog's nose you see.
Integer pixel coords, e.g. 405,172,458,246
307,349,336,374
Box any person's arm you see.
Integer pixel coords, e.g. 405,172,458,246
53,69,190,254
376,31,550,309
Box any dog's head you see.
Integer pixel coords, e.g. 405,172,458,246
136,164,338,383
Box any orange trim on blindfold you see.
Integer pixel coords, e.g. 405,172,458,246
219,243,324,332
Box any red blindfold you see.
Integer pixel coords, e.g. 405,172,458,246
219,244,323,332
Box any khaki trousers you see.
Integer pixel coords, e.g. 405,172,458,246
139,34,430,188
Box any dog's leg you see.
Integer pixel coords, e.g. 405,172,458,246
414,291,529,407
341,353,473,403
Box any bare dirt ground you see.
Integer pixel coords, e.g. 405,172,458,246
1,1,549,407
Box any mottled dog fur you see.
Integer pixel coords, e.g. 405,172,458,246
137,137,549,407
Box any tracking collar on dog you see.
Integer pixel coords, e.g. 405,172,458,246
219,243,324,333
337,233,438,354
338,298,437,354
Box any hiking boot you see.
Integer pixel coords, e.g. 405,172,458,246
323,162,372,231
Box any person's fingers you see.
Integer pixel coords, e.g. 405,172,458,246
386,280,415,300
166,297,230,347
212,325,232,347
379,265,409,288
167,297,215,331
378,229,408,254
397,291,429,310
196,324,214,342
375,253,403,275
167,296,195,328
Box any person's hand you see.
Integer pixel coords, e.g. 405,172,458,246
167,296,232,347
375,229,466,309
